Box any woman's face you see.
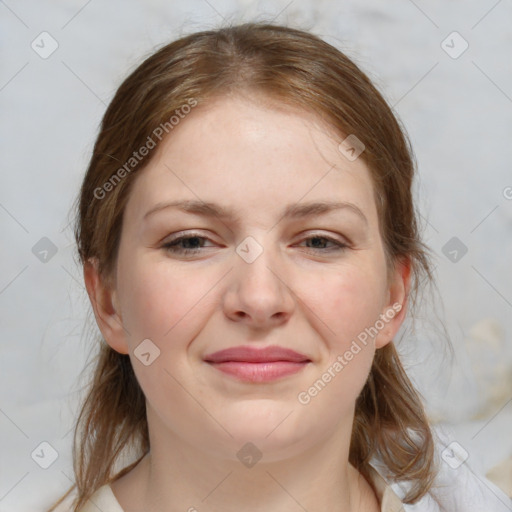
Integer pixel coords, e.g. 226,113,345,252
91,94,407,461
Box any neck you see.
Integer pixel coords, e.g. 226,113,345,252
112,407,379,512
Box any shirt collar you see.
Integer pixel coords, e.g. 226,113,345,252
367,464,406,511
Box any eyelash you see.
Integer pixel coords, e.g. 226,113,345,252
161,232,349,256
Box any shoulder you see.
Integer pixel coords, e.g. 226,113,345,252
371,425,512,512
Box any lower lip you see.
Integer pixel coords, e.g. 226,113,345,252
207,361,309,382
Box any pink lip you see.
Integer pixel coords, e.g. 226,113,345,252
204,345,311,383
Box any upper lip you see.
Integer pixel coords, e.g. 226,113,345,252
204,345,310,363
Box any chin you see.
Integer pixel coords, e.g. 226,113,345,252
219,402,313,450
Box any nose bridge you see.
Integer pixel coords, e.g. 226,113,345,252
225,233,294,324
236,234,283,295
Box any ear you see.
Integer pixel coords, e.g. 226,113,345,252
374,256,411,349
83,257,129,355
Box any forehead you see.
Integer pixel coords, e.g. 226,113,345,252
123,94,377,226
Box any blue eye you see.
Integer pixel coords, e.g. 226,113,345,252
161,233,348,256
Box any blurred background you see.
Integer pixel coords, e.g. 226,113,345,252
0,0,511,510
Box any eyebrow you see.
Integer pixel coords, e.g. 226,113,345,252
143,199,368,225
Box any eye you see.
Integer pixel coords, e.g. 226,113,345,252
161,233,215,255
161,232,349,257
297,234,348,252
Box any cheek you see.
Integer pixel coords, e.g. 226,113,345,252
118,260,214,402
300,261,388,342
295,268,382,413
118,257,214,343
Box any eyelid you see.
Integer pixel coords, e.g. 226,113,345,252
161,230,351,257
163,230,215,243
162,230,349,245
296,230,350,243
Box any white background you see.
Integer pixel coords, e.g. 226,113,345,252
0,1,511,510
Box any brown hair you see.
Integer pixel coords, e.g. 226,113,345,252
49,21,438,511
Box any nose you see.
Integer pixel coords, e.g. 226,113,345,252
222,243,295,329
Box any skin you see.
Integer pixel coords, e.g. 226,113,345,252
84,92,410,512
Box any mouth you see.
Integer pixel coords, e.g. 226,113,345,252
203,345,311,383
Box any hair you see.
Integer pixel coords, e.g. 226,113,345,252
49,21,439,511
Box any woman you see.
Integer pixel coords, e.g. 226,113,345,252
48,22,509,512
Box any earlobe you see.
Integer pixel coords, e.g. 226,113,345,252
83,258,129,355
374,257,411,349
